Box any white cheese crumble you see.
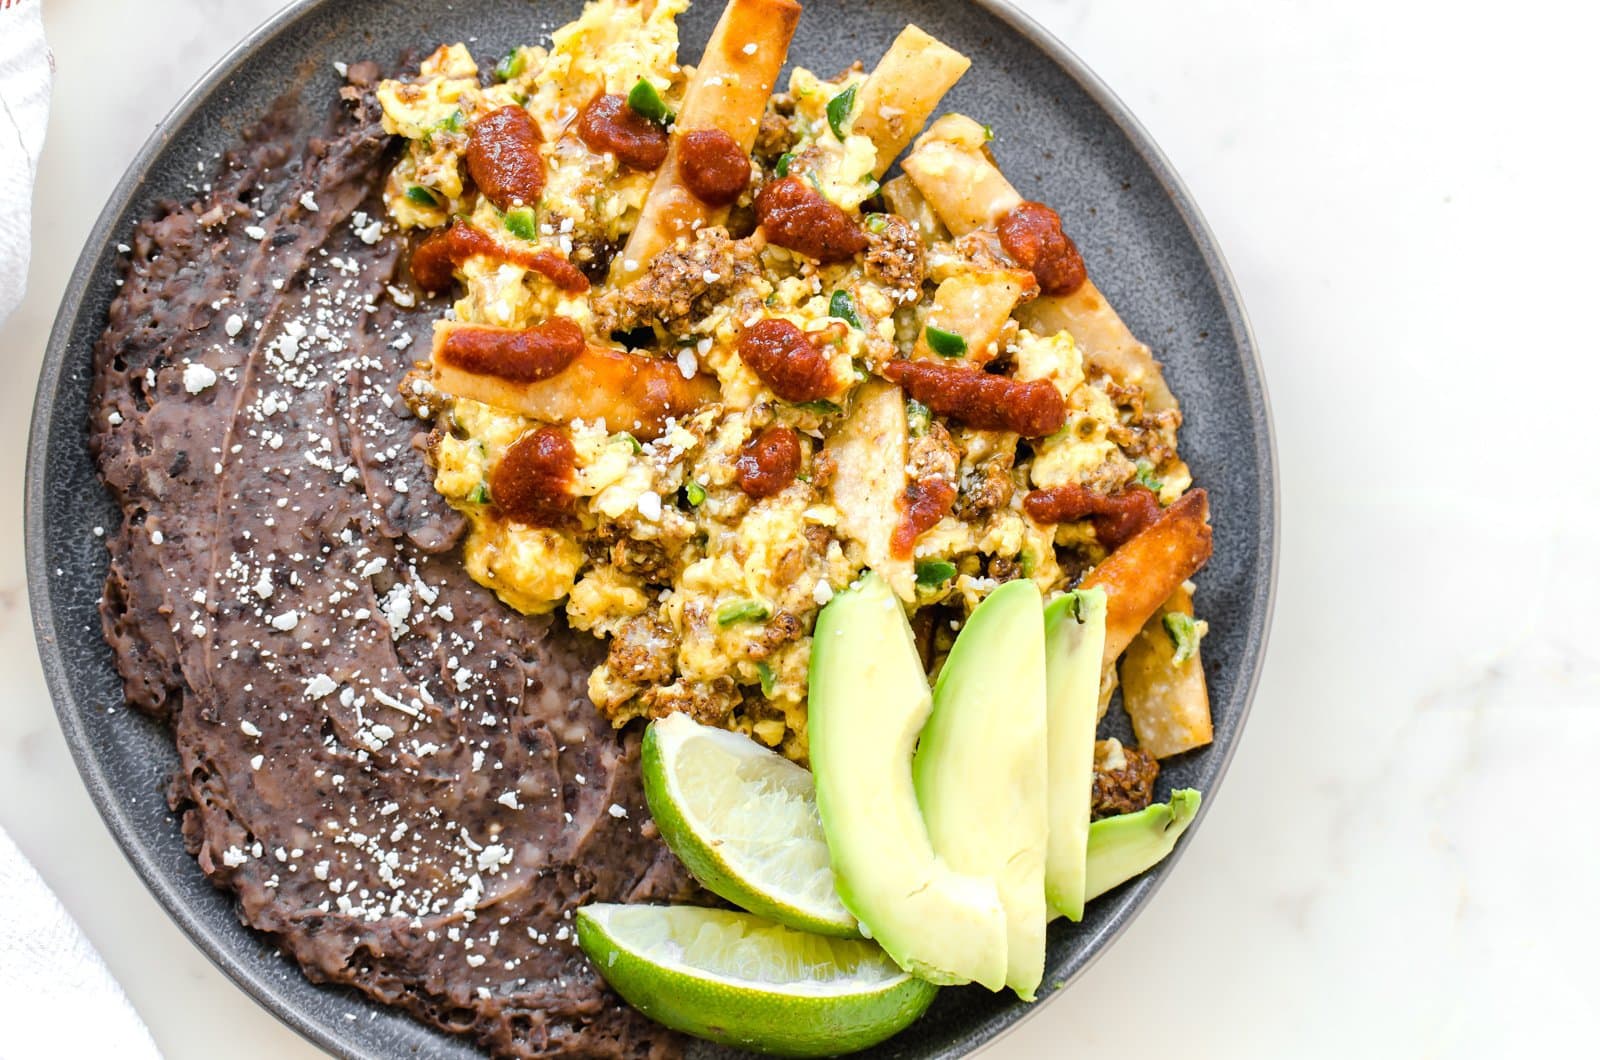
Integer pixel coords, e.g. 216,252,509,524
182,362,218,394
244,225,267,241
270,610,300,631
608,803,628,819
304,674,338,700
224,313,244,337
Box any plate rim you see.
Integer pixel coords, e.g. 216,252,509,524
25,1,1278,1056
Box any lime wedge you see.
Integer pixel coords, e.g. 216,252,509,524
642,713,858,937
577,904,937,1057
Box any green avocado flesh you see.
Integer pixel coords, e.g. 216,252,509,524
809,572,1008,988
1084,789,1202,901
1042,589,1108,922
913,579,1049,999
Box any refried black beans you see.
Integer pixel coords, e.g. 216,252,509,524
88,63,695,1060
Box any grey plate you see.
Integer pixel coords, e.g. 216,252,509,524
26,1,1276,1057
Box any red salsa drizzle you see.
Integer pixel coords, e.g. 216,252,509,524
754,176,868,263
1022,483,1161,550
436,319,586,383
679,129,752,206
880,360,1066,437
411,221,590,294
997,201,1087,297
736,318,837,402
489,427,576,526
467,105,547,212
734,426,803,498
891,477,958,559
576,94,670,171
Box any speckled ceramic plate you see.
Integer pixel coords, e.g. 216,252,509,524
27,1,1275,1056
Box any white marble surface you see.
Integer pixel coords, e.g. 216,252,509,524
3,0,1597,1056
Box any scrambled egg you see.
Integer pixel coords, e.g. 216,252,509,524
380,0,1191,762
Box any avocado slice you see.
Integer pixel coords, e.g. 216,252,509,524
1042,589,1108,922
810,572,1008,989
1084,789,1202,901
913,579,1049,999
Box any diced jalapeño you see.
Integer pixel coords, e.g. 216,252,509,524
405,185,442,208
504,206,538,241
925,326,968,357
826,84,858,141
915,559,958,590
829,290,862,329
627,79,673,126
716,599,771,627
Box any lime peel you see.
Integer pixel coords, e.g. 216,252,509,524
643,713,858,937
577,904,937,1057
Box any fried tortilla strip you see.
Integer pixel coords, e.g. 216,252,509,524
913,267,1038,364
901,114,1177,409
614,0,802,281
881,174,948,243
855,25,972,179
826,378,915,601
429,322,718,437
1015,287,1177,411
1119,584,1213,758
1080,488,1212,675
900,114,1022,234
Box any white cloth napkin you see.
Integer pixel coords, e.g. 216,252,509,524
1,0,51,324
0,827,163,1059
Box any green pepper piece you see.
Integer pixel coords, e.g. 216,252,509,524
914,559,957,590
684,481,707,506
828,290,862,329
504,206,538,241
1163,612,1203,664
756,662,777,697
494,49,527,83
716,599,771,627
905,398,931,437
1133,462,1164,496
826,84,858,141
405,185,442,208
627,79,674,126
925,326,968,357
